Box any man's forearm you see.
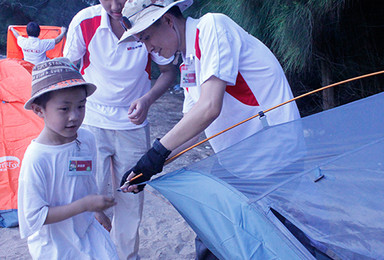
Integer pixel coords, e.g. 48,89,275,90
160,76,226,151
160,101,218,151
165,133,201,164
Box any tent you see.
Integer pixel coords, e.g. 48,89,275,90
6,25,66,60
0,59,44,227
149,92,384,259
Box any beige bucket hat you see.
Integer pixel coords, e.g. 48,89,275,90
24,57,96,110
118,0,193,43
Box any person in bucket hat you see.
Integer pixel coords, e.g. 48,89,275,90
18,57,119,259
63,0,178,258
24,57,96,110
119,0,301,259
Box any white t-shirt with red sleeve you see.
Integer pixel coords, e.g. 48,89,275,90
182,14,300,152
63,5,173,130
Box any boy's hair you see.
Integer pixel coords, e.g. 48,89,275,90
26,22,40,37
24,57,96,110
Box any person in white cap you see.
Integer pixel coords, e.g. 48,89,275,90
18,58,118,260
63,0,177,259
118,0,300,259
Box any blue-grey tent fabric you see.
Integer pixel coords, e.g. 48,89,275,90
0,210,18,228
149,92,384,260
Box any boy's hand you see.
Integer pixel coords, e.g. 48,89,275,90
82,195,116,212
45,195,115,225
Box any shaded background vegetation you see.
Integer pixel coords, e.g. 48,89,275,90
1,0,383,116
0,0,92,52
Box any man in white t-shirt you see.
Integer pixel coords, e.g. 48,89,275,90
63,0,177,259
10,22,66,65
118,0,300,259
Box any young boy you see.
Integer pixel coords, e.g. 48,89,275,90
18,57,118,259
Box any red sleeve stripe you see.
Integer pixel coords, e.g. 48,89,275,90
195,28,201,60
145,54,151,79
226,73,259,106
194,28,258,106
79,15,101,75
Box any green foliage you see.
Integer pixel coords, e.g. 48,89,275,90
186,0,384,115
186,0,348,74
259,2,313,73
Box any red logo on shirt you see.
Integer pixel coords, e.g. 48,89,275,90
23,49,42,53
127,45,143,51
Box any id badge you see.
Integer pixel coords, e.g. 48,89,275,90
68,157,93,176
180,61,196,88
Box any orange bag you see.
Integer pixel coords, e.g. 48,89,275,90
0,58,44,227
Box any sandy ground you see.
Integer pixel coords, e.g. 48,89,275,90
0,89,213,260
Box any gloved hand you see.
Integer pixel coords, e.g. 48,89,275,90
120,139,171,193
119,167,146,193
120,167,149,193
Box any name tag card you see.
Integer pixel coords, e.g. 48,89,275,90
180,63,197,88
180,55,197,88
68,157,93,176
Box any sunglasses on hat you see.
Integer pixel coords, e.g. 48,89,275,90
120,3,164,31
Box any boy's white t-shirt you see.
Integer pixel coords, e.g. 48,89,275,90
17,36,55,65
17,128,118,259
182,14,300,152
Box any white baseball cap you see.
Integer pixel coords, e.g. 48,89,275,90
118,0,193,43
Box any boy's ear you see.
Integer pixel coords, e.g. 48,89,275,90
31,104,44,118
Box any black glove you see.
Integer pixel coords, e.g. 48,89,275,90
120,168,146,193
120,139,171,193
119,167,148,193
